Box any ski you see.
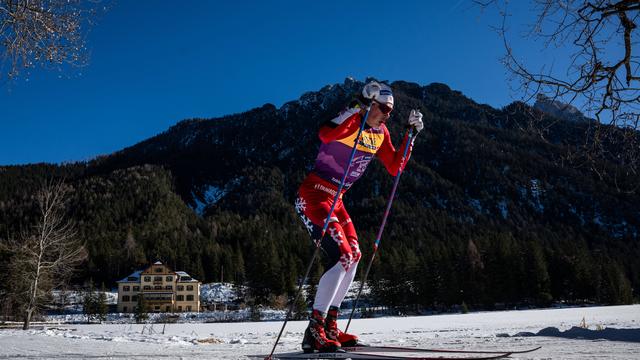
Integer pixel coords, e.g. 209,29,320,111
248,350,513,360
342,345,541,355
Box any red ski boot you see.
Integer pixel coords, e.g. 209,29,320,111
325,306,360,346
301,310,341,353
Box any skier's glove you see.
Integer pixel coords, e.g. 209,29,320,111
355,93,372,109
408,109,424,133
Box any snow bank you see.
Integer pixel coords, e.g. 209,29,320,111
514,326,640,342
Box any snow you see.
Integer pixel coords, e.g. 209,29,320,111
277,147,294,160
434,194,448,209
192,185,226,215
593,211,605,227
200,283,243,304
118,270,142,283
468,198,483,213
191,178,243,215
498,200,508,219
2,305,638,359
181,131,199,147
49,290,118,314
610,220,630,238
529,179,544,213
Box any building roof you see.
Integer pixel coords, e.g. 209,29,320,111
117,266,200,283
176,271,199,283
141,261,174,275
117,270,142,283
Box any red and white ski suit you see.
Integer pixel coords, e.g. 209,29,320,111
295,105,414,313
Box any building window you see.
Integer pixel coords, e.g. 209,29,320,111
123,306,128,312
186,306,192,311
186,285,193,291
166,306,171,312
154,276,162,282
133,286,140,291
154,286,162,290
165,285,173,290
154,306,160,310
143,285,151,290
178,306,182,311
166,276,173,282
144,276,151,282
177,285,184,291
132,295,138,302
123,286,130,291
155,267,162,273
143,293,172,301
177,295,184,301
122,295,130,302
186,295,194,301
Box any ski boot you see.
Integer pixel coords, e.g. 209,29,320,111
325,306,360,347
301,310,342,353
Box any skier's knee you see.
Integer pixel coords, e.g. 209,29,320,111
348,237,361,264
339,251,360,271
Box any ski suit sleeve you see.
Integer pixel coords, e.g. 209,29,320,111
376,126,414,176
318,107,362,144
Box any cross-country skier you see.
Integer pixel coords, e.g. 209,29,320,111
295,80,424,352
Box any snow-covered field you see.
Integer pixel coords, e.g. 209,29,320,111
1,305,639,359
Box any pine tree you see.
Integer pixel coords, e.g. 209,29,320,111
96,283,108,322
83,281,97,323
134,296,149,324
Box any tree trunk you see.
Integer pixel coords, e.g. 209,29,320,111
22,309,32,330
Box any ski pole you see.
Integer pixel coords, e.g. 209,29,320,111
344,128,415,334
265,107,371,360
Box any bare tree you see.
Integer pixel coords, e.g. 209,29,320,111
477,0,640,192
0,0,105,82
7,180,86,329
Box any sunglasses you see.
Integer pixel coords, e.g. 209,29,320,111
375,101,393,115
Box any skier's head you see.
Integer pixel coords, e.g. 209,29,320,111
362,81,394,107
374,82,394,107
367,83,394,128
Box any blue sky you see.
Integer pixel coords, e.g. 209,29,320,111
0,1,565,165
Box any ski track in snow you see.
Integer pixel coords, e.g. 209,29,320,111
0,305,639,359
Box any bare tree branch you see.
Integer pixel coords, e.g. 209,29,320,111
0,0,107,83
478,0,640,193
7,179,87,329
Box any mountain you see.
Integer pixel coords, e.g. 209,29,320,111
1,77,638,309
533,94,592,123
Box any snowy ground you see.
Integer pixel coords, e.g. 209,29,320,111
1,305,639,359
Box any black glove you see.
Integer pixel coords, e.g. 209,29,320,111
354,93,372,109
